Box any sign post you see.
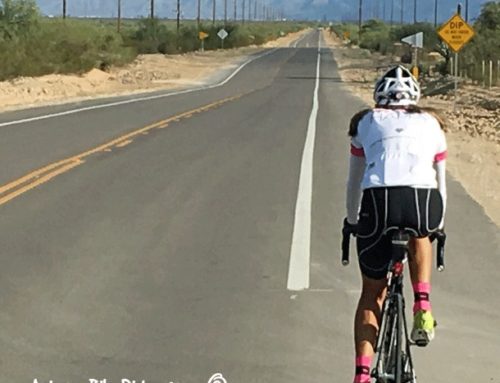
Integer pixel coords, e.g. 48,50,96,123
401,32,423,78
217,28,229,49
199,31,209,52
437,7,475,111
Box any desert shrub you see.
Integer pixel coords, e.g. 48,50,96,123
0,0,308,79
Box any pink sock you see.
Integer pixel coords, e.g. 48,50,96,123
413,282,432,314
354,355,372,383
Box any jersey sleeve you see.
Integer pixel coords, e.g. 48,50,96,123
433,125,447,163
350,136,365,157
346,155,365,224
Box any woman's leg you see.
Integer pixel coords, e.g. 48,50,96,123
353,275,387,383
408,237,435,345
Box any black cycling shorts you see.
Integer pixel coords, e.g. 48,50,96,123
356,187,443,280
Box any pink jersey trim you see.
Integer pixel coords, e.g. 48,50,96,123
351,144,365,157
434,150,448,162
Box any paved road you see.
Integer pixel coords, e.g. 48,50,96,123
0,30,498,383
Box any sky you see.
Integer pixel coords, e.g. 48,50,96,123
35,0,492,23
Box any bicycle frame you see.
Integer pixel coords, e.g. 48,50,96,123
372,231,416,383
341,221,446,383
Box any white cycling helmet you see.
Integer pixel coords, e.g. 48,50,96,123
373,65,421,106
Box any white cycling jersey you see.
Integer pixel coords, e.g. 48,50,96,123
346,108,447,225
351,108,447,189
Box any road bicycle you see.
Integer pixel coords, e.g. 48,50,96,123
342,223,446,383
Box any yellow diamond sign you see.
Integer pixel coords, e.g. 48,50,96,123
438,13,475,53
199,31,209,40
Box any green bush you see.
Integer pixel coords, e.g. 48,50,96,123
460,2,500,82
359,20,391,53
0,0,308,79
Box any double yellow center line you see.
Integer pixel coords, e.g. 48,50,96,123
0,94,242,206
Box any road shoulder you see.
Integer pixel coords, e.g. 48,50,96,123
321,29,500,228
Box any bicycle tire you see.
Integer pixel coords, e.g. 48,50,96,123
374,293,398,383
395,293,404,383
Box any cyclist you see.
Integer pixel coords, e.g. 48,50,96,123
343,65,447,383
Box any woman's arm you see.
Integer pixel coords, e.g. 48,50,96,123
434,159,447,229
346,155,366,224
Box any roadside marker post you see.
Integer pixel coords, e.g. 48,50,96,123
401,32,423,79
437,6,475,111
199,31,209,52
217,28,229,49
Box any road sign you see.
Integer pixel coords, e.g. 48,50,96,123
401,32,423,48
217,29,228,40
438,13,475,53
199,31,209,40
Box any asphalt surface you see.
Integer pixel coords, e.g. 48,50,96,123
0,30,498,383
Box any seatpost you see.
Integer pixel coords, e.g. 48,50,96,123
391,231,410,263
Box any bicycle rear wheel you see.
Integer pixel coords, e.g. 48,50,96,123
395,294,403,383
374,291,415,383
396,293,417,383
374,294,399,382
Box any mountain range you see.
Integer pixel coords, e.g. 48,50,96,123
34,0,491,23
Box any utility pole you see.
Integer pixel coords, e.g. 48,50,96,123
390,0,394,25
358,0,363,40
434,0,438,27
465,0,469,22
117,0,121,32
224,0,227,24
234,0,237,21
177,0,181,33
453,3,462,111
212,0,216,25
400,0,404,24
248,0,252,21
150,0,154,18
413,0,417,23
254,0,257,20
197,0,201,26
242,0,245,23
62,0,66,19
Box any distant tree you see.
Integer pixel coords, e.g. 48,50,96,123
474,2,500,32
0,0,40,40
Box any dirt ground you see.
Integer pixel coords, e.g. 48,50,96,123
323,30,500,227
0,29,309,113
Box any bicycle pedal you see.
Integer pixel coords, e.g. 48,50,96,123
414,339,429,347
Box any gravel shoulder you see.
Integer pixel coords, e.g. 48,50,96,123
322,30,500,227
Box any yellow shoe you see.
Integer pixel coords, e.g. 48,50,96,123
411,310,436,346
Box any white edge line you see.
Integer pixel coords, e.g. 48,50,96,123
287,33,322,291
292,33,307,48
0,48,280,128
